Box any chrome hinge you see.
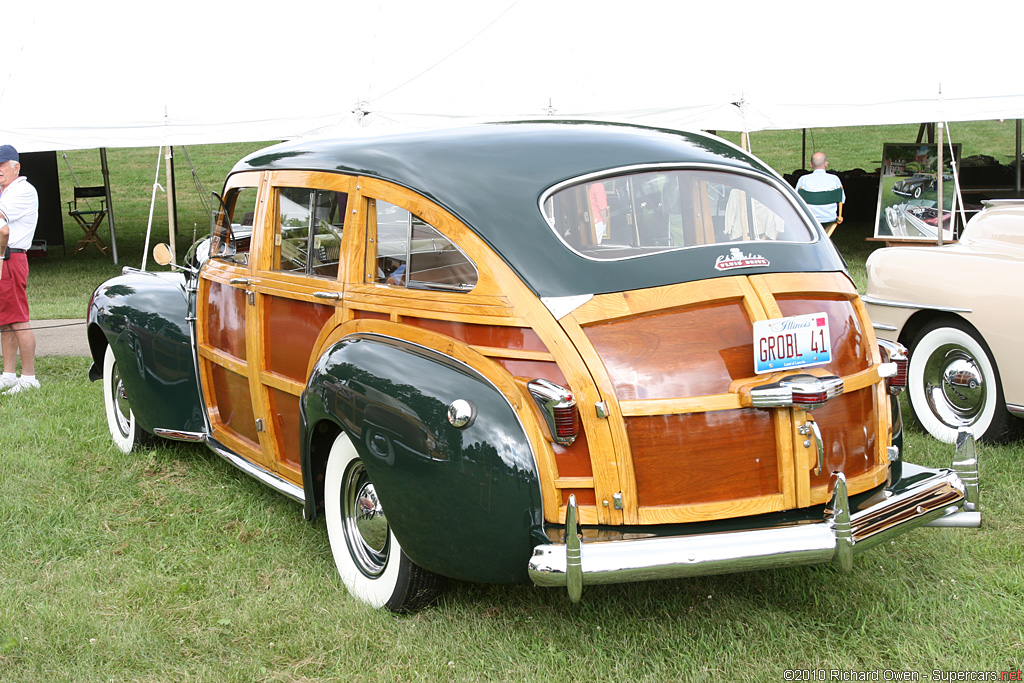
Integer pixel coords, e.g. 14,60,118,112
612,492,623,510
247,290,256,306
595,401,609,418
255,418,265,433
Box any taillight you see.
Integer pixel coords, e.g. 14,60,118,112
878,339,908,395
528,379,579,446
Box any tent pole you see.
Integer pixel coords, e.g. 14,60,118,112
1016,119,1021,194
801,129,806,170
936,123,944,247
100,148,118,265
164,146,178,263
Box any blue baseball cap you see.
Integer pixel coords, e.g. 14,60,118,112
0,145,19,163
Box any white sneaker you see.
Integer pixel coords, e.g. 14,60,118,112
0,375,18,390
3,377,40,394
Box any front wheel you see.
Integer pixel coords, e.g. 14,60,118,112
103,345,152,453
324,432,441,612
907,320,1016,443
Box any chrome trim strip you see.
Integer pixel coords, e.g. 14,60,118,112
152,429,206,442
872,323,898,332
206,438,305,504
860,295,971,315
528,437,979,596
1007,403,1024,418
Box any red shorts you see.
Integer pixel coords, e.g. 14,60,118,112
0,252,30,325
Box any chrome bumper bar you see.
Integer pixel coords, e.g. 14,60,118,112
529,430,981,602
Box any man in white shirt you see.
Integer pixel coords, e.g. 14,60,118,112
0,145,41,394
795,152,845,225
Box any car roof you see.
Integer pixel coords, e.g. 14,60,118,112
232,121,845,298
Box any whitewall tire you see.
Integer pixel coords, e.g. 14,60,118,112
323,432,440,612
103,345,151,453
907,320,1014,443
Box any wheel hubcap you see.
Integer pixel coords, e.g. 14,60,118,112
110,364,131,438
341,461,389,578
922,343,986,428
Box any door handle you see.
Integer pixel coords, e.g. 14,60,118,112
313,291,343,300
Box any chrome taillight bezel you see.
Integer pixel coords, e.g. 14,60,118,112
877,338,908,395
527,378,579,446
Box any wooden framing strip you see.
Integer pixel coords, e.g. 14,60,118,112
259,370,305,397
619,393,743,417
637,492,788,525
553,476,595,489
198,344,247,376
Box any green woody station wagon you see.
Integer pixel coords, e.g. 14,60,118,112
87,122,981,612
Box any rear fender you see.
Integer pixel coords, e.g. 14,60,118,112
302,333,545,584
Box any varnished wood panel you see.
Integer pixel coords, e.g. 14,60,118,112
775,296,871,377
402,318,548,352
807,388,879,488
627,409,780,507
585,300,754,400
269,387,303,471
264,297,335,382
210,364,259,443
205,282,248,361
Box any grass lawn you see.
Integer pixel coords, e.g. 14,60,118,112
0,357,1022,681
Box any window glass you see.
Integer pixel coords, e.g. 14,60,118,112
210,186,257,264
542,169,814,260
273,187,347,278
373,200,477,291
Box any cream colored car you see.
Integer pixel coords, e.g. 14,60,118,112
864,199,1024,442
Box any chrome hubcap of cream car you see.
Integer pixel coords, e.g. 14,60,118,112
342,460,390,578
922,344,986,427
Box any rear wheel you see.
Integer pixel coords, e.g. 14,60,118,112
907,319,1016,443
324,432,441,612
103,345,152,453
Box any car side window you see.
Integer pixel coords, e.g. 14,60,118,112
273,187,347,278
210,186,257,264
373,200,477,291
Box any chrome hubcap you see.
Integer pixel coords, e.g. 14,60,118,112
922,343,986,428
341,461,389,578
110,364,131,437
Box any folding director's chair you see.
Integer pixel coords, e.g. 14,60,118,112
69,185,109,255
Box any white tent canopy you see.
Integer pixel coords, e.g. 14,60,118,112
3,0,1022,152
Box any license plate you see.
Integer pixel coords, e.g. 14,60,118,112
753,313,831,374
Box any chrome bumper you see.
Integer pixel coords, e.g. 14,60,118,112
529,430,981,602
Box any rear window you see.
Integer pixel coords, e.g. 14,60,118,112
541,169,815,260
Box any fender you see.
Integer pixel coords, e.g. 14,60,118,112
302,333,545,584
86,270,204,435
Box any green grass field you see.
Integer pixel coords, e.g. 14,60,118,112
1,359,1021,681
3,123,1023,681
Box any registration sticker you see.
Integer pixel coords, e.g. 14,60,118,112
753,313,831,374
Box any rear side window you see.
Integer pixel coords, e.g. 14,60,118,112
542,169,814,260
373,200,477,292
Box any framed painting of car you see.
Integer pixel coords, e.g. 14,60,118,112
874,142,961,242
86,122,981,612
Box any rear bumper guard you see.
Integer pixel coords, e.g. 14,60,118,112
528,429,981,602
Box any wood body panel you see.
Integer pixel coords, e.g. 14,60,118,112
195,165,893,531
